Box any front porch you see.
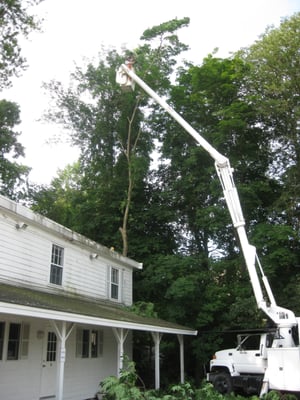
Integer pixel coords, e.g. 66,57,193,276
0,283,197,400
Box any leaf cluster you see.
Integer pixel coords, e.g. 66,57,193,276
0,0,43,89
99,359,295,400
0,99,30,199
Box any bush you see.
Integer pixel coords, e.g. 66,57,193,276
98,360,298,400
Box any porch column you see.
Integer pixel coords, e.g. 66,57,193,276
51,321,75,400
112,328,129,376
58,321,66,400
151,332,162,390
177,334,184,384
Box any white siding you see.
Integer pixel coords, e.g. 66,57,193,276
64,327,120,400
0,216,50,287
0,203,135,305
0,317,44,400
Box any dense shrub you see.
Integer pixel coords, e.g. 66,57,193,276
98,360,298,400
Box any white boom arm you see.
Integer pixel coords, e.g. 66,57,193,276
117,63,296,329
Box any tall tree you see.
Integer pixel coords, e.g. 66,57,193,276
157,55,275,257
42,18,190,257
0,0,42,200
238,12,300,306
0,99,30,199
0,0,42,89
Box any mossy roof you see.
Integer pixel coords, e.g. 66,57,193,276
0,282,196,335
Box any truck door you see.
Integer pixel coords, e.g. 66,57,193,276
233,334,267,374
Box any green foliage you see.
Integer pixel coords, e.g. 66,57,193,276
161,54,273,255
195,383,234,400
100,360,144,400
29,162,84,230
238,13,300,310
141,18,190,41
100,360,278,400
239,12,300,234
99,360,201,400
129,301,158,318
0,99,30,199
0,0,43,89
263,391,298,400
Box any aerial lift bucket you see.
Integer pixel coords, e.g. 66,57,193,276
116,60,135,92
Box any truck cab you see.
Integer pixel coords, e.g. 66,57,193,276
207,331,274,395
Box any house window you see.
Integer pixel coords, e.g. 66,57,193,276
89,329,104,357
7,323,21,360
46,332,57,362
76,329,88,358
0,322,4,360
0,323,30,361
50,244,64,285
110,267,119,300
76,328,103,358
82,329,89,358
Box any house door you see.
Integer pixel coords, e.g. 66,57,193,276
39,330,57,399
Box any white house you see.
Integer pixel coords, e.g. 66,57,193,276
0,195,197,400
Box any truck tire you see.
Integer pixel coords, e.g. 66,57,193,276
213,372,233,394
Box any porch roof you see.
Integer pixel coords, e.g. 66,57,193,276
0,282,197,336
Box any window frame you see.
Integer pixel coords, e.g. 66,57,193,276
110,267,120,301
7,323,21,360
50,244,64,286
76,328,104,358
46,331,57,362
6,322,30,361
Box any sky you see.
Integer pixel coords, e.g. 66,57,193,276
2,0,300,185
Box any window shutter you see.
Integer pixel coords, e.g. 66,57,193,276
76,329,83,357
98,330,104,356
21,323,30,359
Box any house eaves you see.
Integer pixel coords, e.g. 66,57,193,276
0,283,197,336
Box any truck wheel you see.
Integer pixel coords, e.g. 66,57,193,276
213,372,233,394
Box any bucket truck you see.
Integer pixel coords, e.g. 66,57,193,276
116,61,300,396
